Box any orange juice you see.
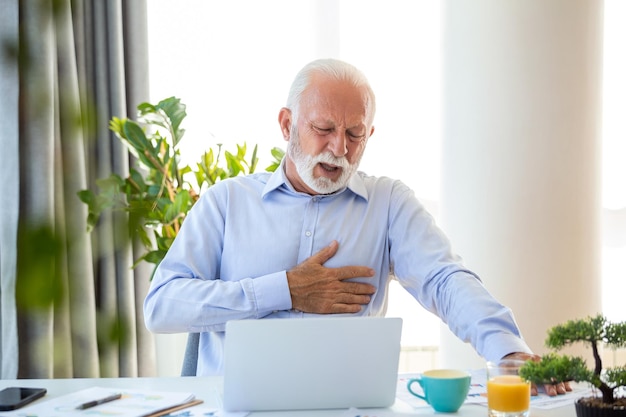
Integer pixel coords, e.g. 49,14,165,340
487,375,530,412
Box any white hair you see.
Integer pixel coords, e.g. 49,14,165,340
285,58,377,125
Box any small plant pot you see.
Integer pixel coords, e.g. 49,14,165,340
575,397,626,417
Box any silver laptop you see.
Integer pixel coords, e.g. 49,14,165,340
222,316,402,412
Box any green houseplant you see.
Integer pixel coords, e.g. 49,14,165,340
78,97,284,276
519,315,626,416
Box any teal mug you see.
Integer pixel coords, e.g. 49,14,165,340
407,369,471,413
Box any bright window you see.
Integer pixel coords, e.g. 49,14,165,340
601,0,626,322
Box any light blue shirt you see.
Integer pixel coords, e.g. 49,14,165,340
144,164,531,375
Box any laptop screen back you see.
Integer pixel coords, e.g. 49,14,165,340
223,316,403,412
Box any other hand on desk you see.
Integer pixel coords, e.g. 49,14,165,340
502,352,573,397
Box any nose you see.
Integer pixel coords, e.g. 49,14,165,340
327,132,348,157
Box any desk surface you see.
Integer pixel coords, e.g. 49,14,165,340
0,376,576,416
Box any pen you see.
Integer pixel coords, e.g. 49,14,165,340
76,393,122,410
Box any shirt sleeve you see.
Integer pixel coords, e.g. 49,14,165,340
387,182,532,361
143,185,293,334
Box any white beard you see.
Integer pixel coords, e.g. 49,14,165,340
287,129,360,194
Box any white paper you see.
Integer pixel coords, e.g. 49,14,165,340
160,404,249,417
0,386,196,417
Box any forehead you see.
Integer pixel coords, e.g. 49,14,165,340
299,75,372,126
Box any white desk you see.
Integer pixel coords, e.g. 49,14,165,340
0,377,575,416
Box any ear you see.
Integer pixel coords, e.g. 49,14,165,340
369,125,375,138
278,108,292,142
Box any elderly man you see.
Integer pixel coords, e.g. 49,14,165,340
144,59,563,395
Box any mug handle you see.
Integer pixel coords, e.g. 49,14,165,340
407,377,427,401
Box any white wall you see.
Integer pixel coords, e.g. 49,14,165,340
440,0,604,369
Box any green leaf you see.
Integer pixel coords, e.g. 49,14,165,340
271,146,285,160
147,184,164,199
122,119,151,154
77,190,101,231
266,147,285,172
137,102,157,116
606,321,626,347
155,97,187,146
16,223,65,311
155,235,175,252
225,151,243,177
605,366,626,388
236,143,247,159
127,168,148,193
133,218,153,249
134,249,167,267
249,144,259,173
77,189,94,205
163,190,191,224
109,117,125,137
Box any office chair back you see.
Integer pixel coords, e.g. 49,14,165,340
181,332,200,376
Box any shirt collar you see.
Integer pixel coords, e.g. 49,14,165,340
262,159,369,201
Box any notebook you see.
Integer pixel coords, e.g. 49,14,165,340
222,316,403,412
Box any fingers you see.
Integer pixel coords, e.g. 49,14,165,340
308,240,340,265
331,288,374,305
543,384,557,396
289,285,373,314
530,384,538,396
333,265,376,282
542,382,569,397
327,296,373,314
306,241,375,282
310,242,375,278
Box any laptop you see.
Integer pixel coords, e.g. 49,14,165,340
222,316,402,412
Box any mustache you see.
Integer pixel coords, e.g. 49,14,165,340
312,152,350,169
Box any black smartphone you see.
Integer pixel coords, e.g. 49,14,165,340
0,387,47,411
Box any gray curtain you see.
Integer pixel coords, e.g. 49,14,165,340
0,0,156,378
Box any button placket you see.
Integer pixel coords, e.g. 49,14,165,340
298,196,320,260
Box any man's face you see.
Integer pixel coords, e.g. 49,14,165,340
281,75,375,195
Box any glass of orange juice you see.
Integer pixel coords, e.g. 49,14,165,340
486,360,530,417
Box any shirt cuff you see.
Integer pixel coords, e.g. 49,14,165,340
482,332,533,362
251,270,293,314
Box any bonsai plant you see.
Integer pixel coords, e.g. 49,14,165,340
78,96,284,277
520,314,626,416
